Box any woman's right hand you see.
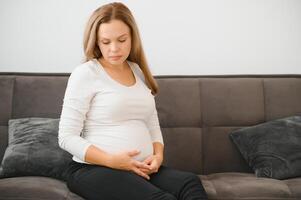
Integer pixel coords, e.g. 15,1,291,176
108,150,152,180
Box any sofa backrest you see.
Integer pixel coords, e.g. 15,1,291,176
1,73,301,175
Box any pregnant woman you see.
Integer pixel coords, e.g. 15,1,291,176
58,2,208,200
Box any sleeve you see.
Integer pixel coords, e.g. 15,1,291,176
146,106,164,145
58,66,95,161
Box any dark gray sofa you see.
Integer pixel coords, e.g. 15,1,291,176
0,72,301,200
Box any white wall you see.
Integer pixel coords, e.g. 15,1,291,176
0,0,300,75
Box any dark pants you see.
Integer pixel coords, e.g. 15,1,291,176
65,161,208,200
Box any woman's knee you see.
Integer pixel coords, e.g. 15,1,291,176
179,173,208,200
66,176,82,197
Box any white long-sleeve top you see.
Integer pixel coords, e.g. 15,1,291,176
58,59,164,164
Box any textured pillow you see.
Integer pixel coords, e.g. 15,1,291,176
0,118,72,181
229,115,301,180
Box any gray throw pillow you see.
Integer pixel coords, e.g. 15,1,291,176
229,115,301,180
0,117,72,181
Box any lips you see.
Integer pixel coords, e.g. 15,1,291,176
109,55,122,59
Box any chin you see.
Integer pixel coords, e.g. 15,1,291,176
107,58,126,65
109,61,123,65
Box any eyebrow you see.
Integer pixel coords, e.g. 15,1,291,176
100,33,128,40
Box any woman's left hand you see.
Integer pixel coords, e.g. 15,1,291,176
140,155,163,175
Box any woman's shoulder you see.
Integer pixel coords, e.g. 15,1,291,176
70,59,99,80
65,60,99,96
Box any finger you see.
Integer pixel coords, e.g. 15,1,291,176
133,168,150,180
150,163,158,172
134,161,152,170
140,168,151,174
128,150,140,157
143,157,153,165
136,168,150,179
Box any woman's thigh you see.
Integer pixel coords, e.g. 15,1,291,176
149,165,208,200
66,162,176,200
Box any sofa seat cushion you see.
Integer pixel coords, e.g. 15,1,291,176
200,172,300,200
284,177,301,198
0,176,84,200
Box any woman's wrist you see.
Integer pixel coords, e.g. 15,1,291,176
154,154,163,165
105,154,115,168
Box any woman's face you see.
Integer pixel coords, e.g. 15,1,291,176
98,19,132,66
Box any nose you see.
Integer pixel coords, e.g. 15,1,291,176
110,42,120,52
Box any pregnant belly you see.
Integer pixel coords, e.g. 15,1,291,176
84,121,153,162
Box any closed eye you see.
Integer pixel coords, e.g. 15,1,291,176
101,38,127,45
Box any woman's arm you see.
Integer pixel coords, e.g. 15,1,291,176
153,142,164,162
146,108,164,145
58,66,95,161
84,145,112,167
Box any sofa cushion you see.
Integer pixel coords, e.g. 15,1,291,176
0,176,84,200
200,172,298,199
0,117,72,181
229,115,301,179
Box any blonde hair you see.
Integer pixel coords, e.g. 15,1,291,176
83,2,159,95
